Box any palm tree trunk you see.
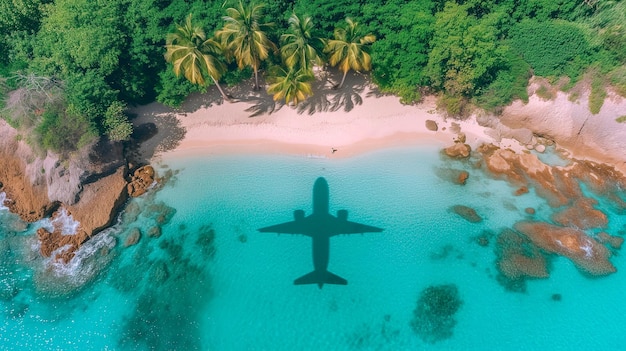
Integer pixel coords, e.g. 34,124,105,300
211,76,232,103
254,65,260,90
338,70,349,89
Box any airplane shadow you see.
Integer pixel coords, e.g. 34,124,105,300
258,177,383,288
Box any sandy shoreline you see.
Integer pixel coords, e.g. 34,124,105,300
131,74,522,163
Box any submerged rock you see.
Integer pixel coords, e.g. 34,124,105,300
410,284,463,344
552,198,608,230
597,232,624,249
124,228,141,247
148,226,162,238
451,205,482,223
457,171,469,185
514,221,616,276
495,228,549,285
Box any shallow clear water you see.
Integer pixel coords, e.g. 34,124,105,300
2,145,626,350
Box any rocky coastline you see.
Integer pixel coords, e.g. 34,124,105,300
0,119,156,263
1,88,625,273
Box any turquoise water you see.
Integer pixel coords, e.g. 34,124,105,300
2,145,626,350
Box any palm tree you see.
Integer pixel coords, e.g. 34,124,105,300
216,1,276,90
280,12,324,73
266,66,314,105
165,14,231,102
324,18,376,89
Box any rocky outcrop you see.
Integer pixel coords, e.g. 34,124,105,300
35,166,128,262
0,120,130,262
127,165,156,197
514,221,616,276
552,198,608,230
444,143,471,158
473,143,625,281
497,87,626,173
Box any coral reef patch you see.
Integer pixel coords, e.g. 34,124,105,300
410,284,463,344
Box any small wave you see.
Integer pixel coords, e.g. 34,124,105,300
40,207,80,236
37,227,119,293
306,154,328,159
0,192,7,210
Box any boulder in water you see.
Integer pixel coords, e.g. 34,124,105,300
451,205,482,223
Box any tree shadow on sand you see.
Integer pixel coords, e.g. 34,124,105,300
240,69,370,117
296,70,368,116
126,103,187,165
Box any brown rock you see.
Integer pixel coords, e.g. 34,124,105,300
495,229,549,280
128,165,157,197
525,207,536,215
597,232,624,249
124,228,141,247
451,205,482,223
456,132,466,144
0,148,54,222
444,143,471,158
499,253,549,279
425,120,438,131
514,221,616,276
148,226,162,238
36,208,83,262
552,198,608,230
457,171,469,185
515,186,529,196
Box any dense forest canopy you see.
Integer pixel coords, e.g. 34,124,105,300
0,0,624,153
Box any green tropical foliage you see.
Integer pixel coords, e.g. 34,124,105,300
266,66,314,105
165,14,230,102
0,0,624,155
216,1,276,90
325,18,375,89
280,12,324,72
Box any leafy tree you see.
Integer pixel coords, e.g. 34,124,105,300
156,68,203,108
425,3,507,97
266,66,314,105
103,101,132,141
216,1,277,90
292,0,361,34
280,12,324,73
325,18,376,89
36,104,97,154
509,19,592,79
165,14,230,102
363,0,435,103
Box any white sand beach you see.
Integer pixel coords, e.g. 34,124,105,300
131,73,523,162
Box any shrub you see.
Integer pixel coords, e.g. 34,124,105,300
609,66,626,97
104,101,133,141
36,104,97,153
155,68,203,108
475,51,531,111
509,20,591,78
589,70,606,114
437,94,473,119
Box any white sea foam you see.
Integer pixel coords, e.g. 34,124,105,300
40,207,81,235
581,238,594,258
0,192,7,210
44,228,118,283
